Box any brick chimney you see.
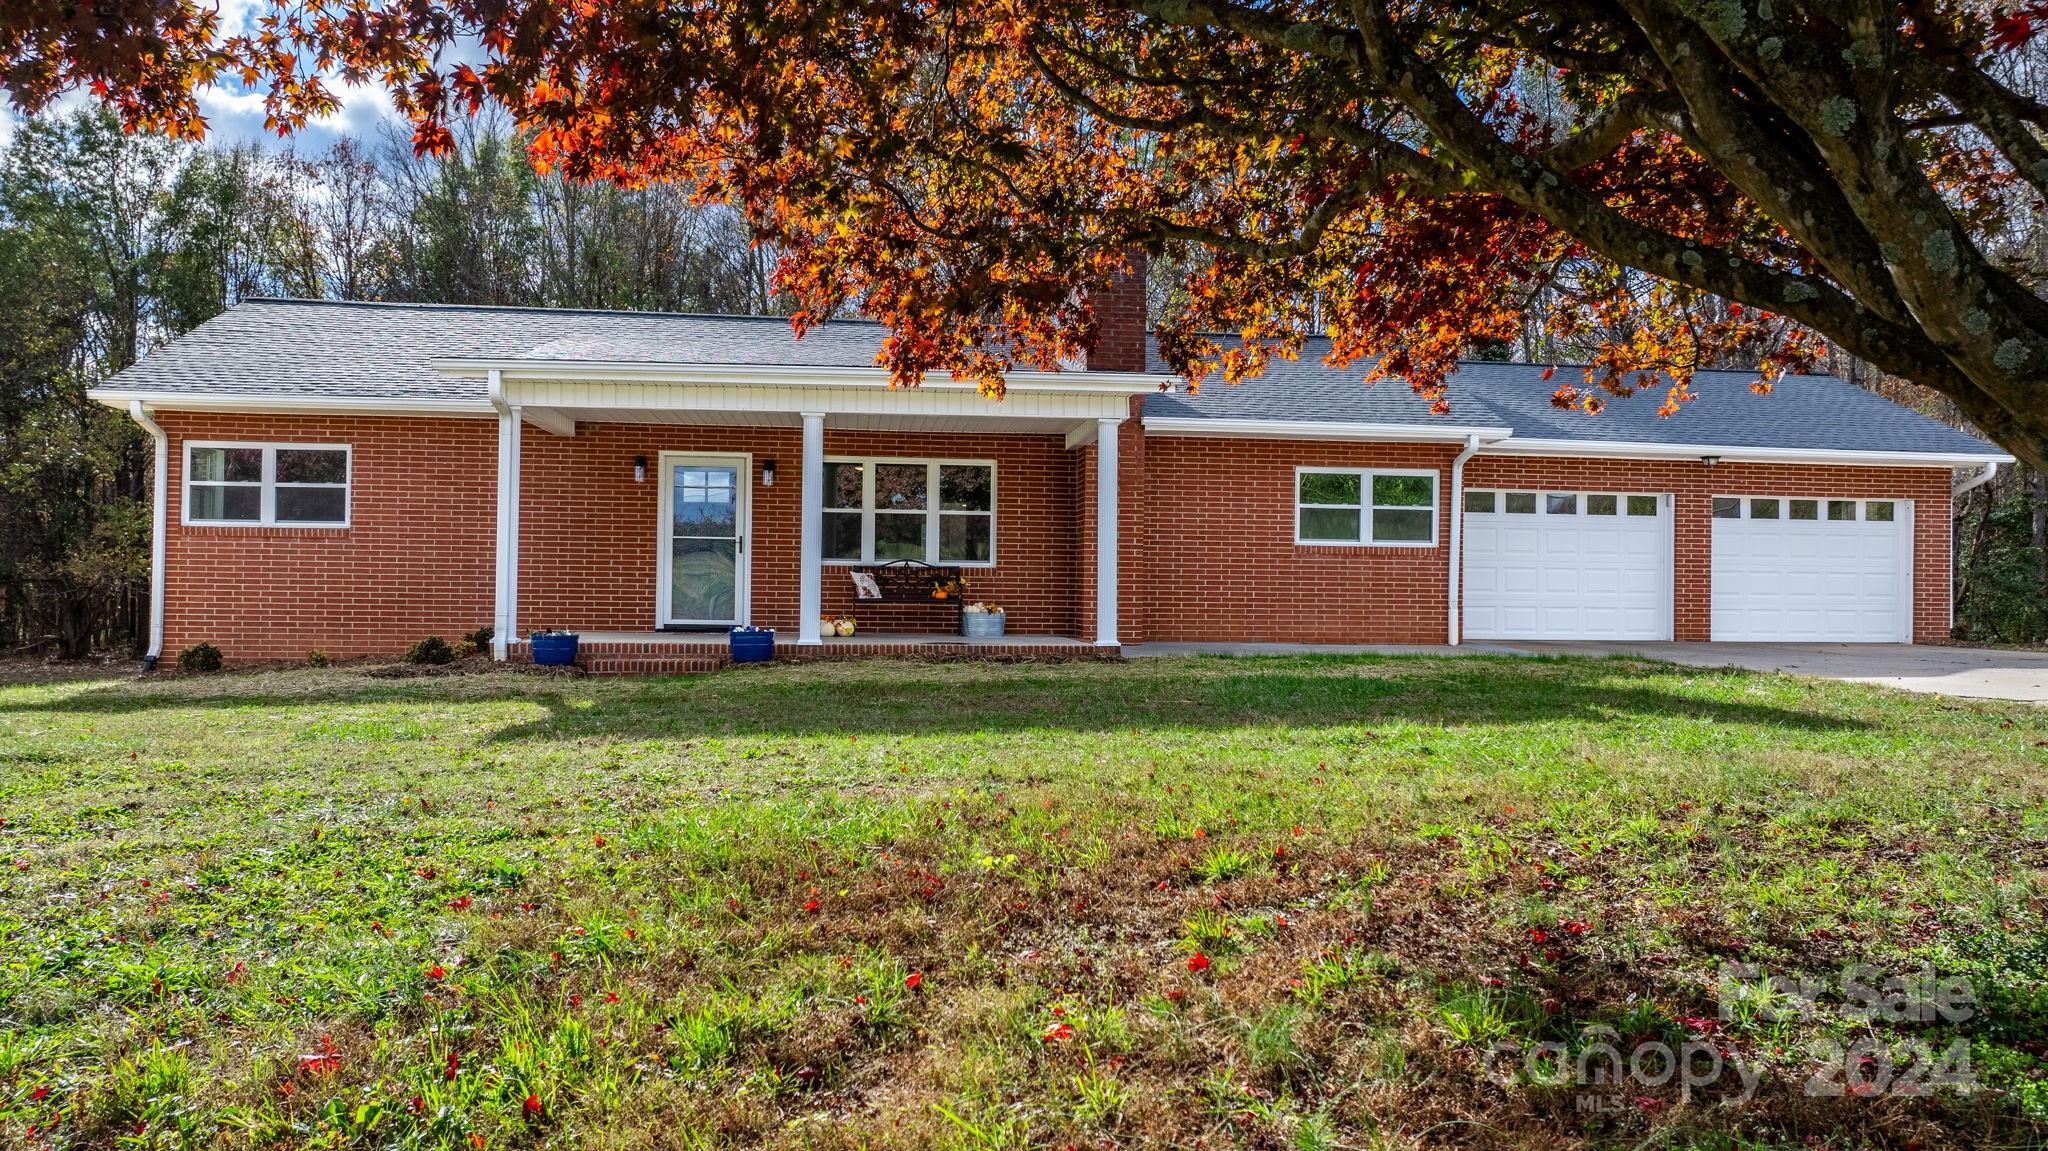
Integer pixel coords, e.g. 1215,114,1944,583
1084,248,1149,373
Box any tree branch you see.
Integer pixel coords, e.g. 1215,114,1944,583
1543,90,1681,170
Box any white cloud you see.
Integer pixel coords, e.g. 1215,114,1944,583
186,77,399,152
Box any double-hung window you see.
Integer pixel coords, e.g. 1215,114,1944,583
821,458,995,565
1295,468,1438,546
185,442,351,526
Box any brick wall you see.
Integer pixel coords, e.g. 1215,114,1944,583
1464,456,1954,643
156,413,498,661
152,411,1959,659
157,415,1089,661
1141,437,1463,643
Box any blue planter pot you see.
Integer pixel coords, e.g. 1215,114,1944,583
729,628,775,664
530,633,579,667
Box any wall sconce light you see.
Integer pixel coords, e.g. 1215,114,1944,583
1700,455,1721,468
633,455,647,483
761,459,777,486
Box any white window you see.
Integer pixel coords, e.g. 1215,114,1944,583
1295,468,1439,546
184,442,350,526
821,458,995,565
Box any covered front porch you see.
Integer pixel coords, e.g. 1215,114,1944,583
443,354,1160,664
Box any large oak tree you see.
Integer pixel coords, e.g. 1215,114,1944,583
6,1,2046,467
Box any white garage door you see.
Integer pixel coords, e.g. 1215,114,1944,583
1464,490,1672,640
1711,496,1911,643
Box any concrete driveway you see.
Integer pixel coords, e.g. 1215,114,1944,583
1489,641,2048,703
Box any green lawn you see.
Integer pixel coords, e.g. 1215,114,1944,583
2,655,2046,1150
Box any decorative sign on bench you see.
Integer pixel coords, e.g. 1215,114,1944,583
850,560,968,606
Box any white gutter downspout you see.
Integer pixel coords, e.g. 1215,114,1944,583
1446,433,1483,646
127,402,168,670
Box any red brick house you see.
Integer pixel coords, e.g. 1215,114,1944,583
89,280,2010,669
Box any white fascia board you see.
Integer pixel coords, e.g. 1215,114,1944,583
88,388,495,418
431,357,1170,395
1142,416,1515,443
1479,437,2015,468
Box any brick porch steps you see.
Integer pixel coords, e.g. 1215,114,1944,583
583,654,728,676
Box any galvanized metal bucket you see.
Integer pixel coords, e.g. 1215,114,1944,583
961,611,1005,639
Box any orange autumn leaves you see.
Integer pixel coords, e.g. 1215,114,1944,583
3,0,1910,417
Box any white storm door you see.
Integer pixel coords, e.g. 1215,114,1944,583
659,455,750,627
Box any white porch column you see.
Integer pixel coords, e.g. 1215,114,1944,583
799,411,826,645
505,405,522,648
490,370,523,661
1094,416,1121,647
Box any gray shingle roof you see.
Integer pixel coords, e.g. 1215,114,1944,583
1143,338,2003,458
102,298,896,402
102,299,2003,459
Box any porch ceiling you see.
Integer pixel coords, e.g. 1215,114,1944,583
534,406,1084,435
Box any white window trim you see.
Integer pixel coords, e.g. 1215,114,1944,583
820,456,998,567
183,441,352,528
1293,466,1441,548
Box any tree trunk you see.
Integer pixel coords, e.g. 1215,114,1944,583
1956,481,2000,640
2033,469,2046,593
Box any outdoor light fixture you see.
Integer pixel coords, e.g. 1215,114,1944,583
633,455,647,483
1700,455,1722,468
762,459,777,486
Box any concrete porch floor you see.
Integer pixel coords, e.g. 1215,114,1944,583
508,630,1114,673
516,630,1100,648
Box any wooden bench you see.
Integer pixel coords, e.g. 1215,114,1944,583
849,560,968,612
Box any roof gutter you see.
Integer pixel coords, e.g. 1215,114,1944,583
1951,459,2001,498
1479,437,2012,469
1143,416,1517,444
1446,433,1482,646
126,402,168,671
88,389,495,418
432,357,1170,395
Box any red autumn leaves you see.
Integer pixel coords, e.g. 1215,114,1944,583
1994,6,2048,50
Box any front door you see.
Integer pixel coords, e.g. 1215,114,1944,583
660,455,749,627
